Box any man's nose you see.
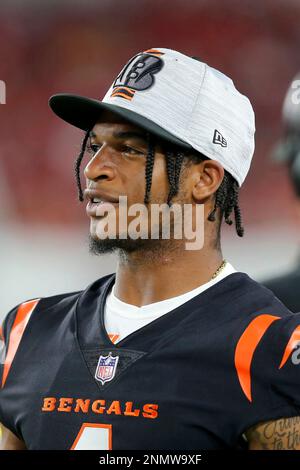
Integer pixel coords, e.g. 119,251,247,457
84,145,116,182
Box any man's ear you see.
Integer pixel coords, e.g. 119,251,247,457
191,160,225,203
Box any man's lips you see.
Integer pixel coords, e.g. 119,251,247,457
84,189,120,217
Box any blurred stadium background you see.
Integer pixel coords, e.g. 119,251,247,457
1,0,300,318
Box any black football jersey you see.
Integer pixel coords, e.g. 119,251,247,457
1,272,300,450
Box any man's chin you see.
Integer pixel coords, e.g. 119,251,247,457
88,235,154,255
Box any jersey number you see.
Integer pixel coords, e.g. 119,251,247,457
71,423,112,450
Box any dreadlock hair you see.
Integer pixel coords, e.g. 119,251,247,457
75,129,90,202
164,150,186,205
74,130,244,237
174,150,244,237
207,171,244,237
144,142,244,237
144,133,155,204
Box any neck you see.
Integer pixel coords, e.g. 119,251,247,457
114,241,223,307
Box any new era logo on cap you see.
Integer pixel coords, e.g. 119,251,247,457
213,130,227,148
49,47,256,187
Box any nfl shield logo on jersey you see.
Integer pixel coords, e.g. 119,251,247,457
95,352,119,385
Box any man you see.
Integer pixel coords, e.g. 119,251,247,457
1,48,300,450
264,72,300,312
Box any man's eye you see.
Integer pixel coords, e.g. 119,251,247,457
87,143,100,154
122,145,144,155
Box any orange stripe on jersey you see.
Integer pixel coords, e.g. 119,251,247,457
108,334,120,344
2,299,40,387
0,325,3,341
279,324,300,369
234,314,280,402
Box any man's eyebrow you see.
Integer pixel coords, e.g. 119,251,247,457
113,131,148,142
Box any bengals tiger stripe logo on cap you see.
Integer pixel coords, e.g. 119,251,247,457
110,49,164,101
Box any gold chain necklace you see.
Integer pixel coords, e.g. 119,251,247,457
211,259,227,280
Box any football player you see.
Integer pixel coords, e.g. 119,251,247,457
1,48,300,450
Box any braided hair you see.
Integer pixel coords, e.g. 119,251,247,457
165,151,186,205
207,172,244,237
144,134,155,204
75,130,90,202
74,130,244,237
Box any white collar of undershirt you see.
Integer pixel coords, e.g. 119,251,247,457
106,262,237,319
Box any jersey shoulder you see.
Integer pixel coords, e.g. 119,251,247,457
0,274,114,387
1,291,79,344
205,271,293,319
217,274,300,440
1,273,114,342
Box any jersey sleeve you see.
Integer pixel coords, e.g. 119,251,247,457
0,299,40,389
266,313,300,407
0,303,20,436
0,299,41,441
0,304,20,385
235,312,300,438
